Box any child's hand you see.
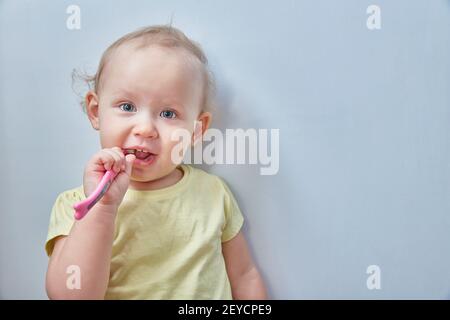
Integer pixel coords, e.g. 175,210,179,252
83,147,136,208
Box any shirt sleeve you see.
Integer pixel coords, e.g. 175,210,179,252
218,178,245,243
45,187,84,257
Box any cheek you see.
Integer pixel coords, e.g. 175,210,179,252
98,115,126,145
159,126,194,151
160,122,193,139
100,108,127,127
98,109,116,128
99,129,119,147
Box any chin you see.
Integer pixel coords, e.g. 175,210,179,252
130,162,176,180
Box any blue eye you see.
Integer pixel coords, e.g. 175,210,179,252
160,110,177,119
119,103,136,112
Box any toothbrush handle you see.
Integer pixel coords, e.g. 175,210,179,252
73,170,118,220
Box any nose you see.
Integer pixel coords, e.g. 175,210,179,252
132,117,158,139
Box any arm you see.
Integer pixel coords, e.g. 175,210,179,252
222,231,268,300
45,203,118,300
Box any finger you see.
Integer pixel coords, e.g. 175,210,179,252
95,150,117,171
124,154,136,176
115,146,129,170
111,147,126,170
111,146,125,158
102,149,122,172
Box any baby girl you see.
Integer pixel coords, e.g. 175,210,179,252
45,25,267,299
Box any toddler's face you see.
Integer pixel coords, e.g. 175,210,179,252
86,43,210,188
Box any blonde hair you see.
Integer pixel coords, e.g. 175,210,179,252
72,24,216,114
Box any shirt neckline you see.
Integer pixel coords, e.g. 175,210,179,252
124,164,191,200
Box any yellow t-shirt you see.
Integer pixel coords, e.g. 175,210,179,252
45,164,244,299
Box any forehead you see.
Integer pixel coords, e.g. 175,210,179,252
100,42,203,104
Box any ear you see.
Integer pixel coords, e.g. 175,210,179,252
85,90,100,130
192,112,212,145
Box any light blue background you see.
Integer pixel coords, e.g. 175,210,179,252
1,0,450,299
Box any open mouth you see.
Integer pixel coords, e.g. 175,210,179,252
123,149,155,161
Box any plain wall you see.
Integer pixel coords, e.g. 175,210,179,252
1,0,450,299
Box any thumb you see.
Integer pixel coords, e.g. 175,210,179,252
124,154,136,176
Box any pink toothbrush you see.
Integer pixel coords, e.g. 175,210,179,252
73,170,118,220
